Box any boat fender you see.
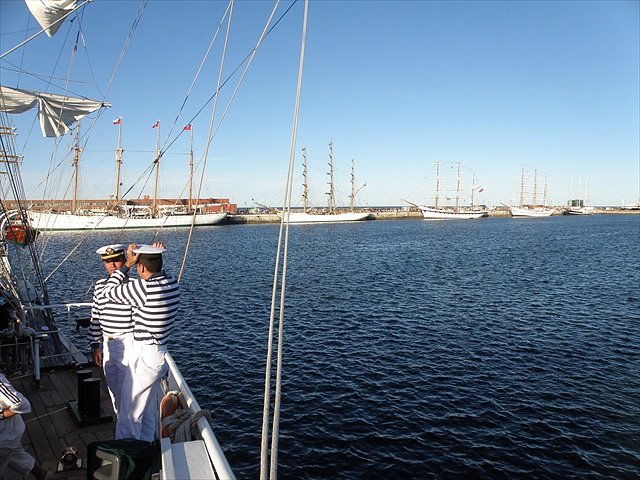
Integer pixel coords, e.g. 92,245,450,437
160,391,180,438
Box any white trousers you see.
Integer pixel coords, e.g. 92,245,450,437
102,333,132,415
115,343,167,442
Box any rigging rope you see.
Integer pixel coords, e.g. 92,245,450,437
179,0,285,282
260,2,308,479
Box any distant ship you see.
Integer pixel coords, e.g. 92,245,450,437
509,167,555,218
281,143,370,224
406,162,488,220
564,179,594,215
24,118,226,231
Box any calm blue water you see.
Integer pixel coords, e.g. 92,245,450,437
40,214,639,479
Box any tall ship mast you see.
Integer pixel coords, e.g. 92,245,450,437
284,143,370,223
327,141,335,214
302,147,308,213
406,161,488,220
114,117,123,208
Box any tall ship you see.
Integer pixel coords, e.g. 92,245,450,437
284,142,371,223
407,161,488,219
509,166,555,217
22,115,226,232
0,1,311,478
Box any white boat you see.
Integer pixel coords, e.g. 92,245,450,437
27,210,227,231
17,102,226,232
508,167,555,217
565,206,595,215
565,179,594,215
510,206,555,217
408,162,488,220
416,206,487,220
286,211,370,223
281,143,371,224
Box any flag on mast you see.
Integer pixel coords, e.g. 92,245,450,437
113,117,122,125
152,120,160,128
183,124,192,131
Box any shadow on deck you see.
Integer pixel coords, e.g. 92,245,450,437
7,367,115,480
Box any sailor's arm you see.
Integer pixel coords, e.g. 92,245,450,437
0,375,32,419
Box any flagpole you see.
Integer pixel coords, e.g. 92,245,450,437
114,118,123,207
152,121,160,216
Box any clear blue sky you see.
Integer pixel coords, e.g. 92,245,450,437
1,0,638,207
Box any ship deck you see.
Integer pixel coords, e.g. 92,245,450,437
6,367,115,480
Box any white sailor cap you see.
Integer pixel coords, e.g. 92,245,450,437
133,244,166,255
96,244,127,261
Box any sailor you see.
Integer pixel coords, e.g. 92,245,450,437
0,371,53,480
88,244,134,415
99,242,179,441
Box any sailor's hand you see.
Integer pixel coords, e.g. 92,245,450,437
125,243,140,268
151,241,165,249
92,348,103,368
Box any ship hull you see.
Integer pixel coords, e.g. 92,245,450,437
28,211,226,231
565,207,594,215
283,212,370,223
419,207,488,220
509,207,554,218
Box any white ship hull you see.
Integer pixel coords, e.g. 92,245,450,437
283,212,370,224
566,206,594,215
510,206,555,217
419,207,488,220
28,211,226,231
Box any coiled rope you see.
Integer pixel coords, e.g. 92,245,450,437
167,408,212,443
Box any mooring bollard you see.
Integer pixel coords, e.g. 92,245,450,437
76,369,92,417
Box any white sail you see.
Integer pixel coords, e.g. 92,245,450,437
0,85,104,137
25,0,77,37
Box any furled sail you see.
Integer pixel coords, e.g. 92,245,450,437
0,86,105,137
25,0,77,37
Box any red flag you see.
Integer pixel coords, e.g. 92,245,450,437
183,124,192,131
152,120,160,128
113,118,122,125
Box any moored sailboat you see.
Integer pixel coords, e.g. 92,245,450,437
564,179,594,215
23,120,226,231
509,166,555,217
407,162,488,219
284,142,371,223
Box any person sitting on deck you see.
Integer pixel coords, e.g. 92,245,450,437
0,371,52,480
98,242,179,442
88,244,134,416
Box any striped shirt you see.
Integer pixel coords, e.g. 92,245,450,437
99,267,179,346
88,276,134,347
1,372,31,444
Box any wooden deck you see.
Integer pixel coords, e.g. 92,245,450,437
7,367,115,480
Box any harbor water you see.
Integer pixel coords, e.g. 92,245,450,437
43,214,639,479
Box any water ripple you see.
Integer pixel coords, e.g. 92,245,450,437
38,215,640,479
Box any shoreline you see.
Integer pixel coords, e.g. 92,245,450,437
224,208,639,224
